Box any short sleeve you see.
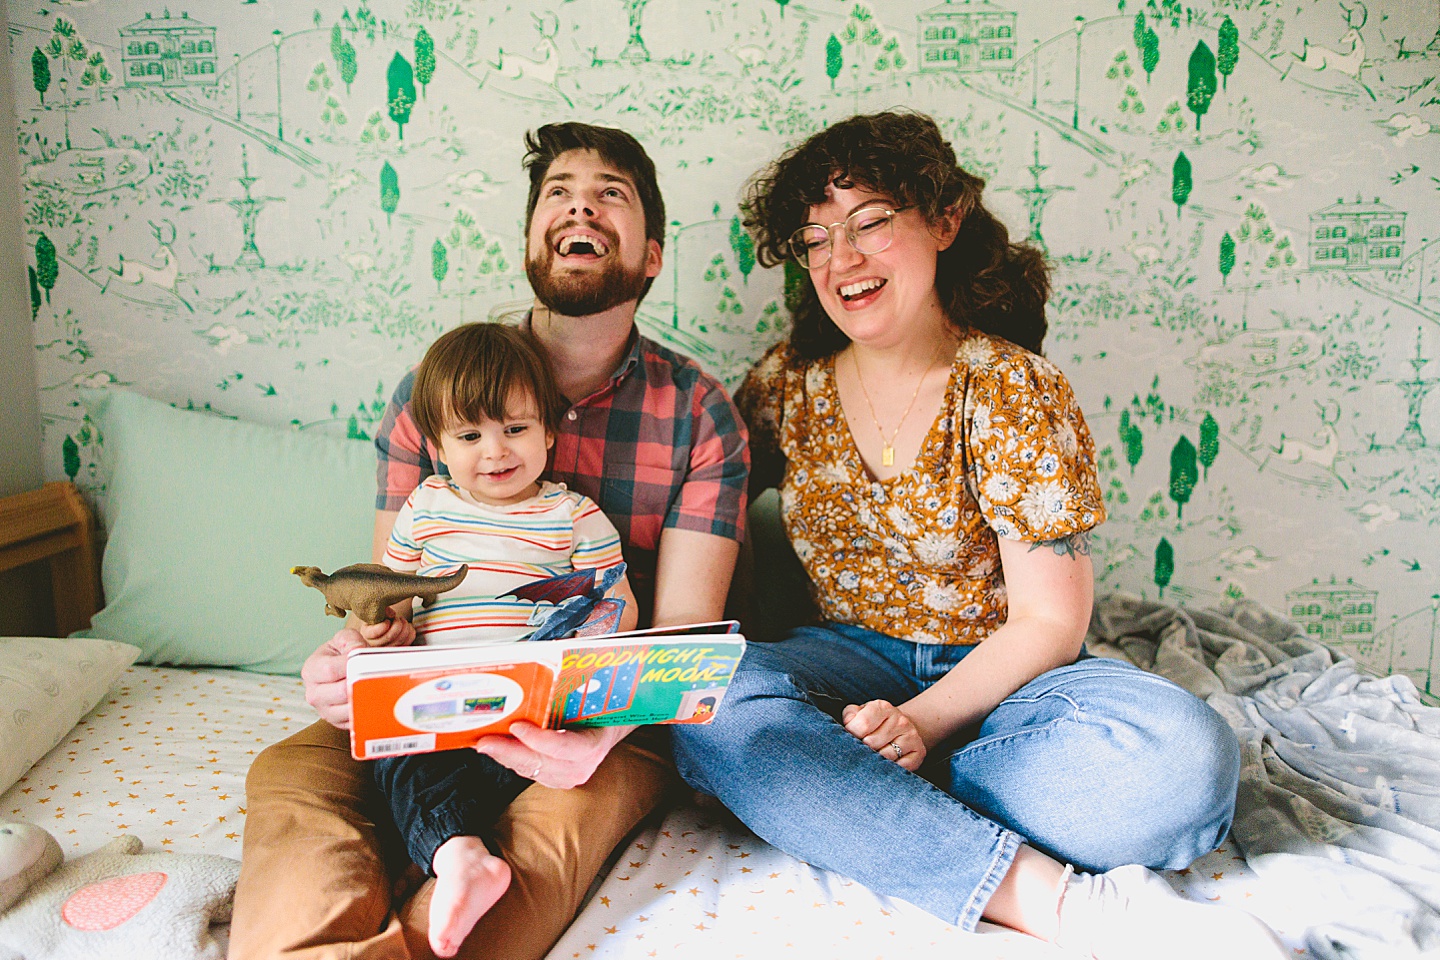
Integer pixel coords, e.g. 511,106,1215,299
569,495,627,572
733,342,792,494
962,348,1106,542
381,496,422,572
663,375,750,542
374,369,440,512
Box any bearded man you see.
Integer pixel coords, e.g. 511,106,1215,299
231,123,750,960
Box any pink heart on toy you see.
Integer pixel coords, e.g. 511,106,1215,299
61,872,168,931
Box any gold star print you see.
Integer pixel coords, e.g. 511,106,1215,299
629,861,643,868
705,911,718,919
688,888,700,896
72,791,82,798
225,832,239,840
603,926,617,935
740,867,752,873
653,883,667,890
694,923,707,931
769,872,780,879
599,897,610,907
1212,872,1224,881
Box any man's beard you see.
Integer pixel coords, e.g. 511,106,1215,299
525,242,649,317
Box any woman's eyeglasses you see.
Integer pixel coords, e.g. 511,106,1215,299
788,206,904,269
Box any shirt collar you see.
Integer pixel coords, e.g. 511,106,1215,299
521,308,643,400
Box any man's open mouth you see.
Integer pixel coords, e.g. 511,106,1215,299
556,233,611,258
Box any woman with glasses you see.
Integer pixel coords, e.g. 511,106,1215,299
669,112,1284,960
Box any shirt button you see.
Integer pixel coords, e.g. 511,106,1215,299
567,410,578,421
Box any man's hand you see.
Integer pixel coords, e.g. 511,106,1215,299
842,700,927,772
473,722,631,790
301,618,415,729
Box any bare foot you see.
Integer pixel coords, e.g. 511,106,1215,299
428,836,512,958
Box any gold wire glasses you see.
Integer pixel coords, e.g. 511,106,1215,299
787,206,905,269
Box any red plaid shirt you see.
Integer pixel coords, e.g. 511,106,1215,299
374,322,749,624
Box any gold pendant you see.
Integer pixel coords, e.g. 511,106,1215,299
881,445,894,467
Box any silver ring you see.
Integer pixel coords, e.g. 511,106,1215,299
888,741,903,761
529,760,542,779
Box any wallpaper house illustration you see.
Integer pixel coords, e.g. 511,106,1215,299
8,0,1438,692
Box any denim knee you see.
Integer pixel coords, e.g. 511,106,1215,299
670,645,806,795
1143,689,1241,867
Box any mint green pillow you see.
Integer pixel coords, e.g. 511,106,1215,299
77,390,376,674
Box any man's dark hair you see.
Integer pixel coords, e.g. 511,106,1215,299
742,110,1051,358
522,121,666,250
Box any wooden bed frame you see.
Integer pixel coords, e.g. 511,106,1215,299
0,481,99,635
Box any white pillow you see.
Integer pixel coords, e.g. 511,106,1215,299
0,637,140,795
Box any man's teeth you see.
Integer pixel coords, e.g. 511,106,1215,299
840,279,885,300
558,234,609,256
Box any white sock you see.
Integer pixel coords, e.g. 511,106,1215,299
1054,863,1287,960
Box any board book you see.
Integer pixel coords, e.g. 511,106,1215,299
347,621,745,760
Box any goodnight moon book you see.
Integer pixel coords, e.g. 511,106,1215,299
346,622,745,760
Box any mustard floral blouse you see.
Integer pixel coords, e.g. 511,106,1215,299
736,331,1106,646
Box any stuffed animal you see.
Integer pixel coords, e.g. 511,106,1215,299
291,563,468,626
0,821,238,960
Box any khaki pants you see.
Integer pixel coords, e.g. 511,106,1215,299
230,720,675,960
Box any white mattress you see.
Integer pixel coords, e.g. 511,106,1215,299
0,664,311,858
549,800,1311,959
1,664,1312,957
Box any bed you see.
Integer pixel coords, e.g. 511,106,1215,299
3,388,1438,959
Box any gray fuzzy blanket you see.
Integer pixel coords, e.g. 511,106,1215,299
1089,593,1440,960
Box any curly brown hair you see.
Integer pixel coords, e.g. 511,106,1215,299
743,110,1050,358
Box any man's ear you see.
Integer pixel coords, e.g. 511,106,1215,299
645,237,663,279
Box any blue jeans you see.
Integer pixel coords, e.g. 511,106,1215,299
670,623,1241,930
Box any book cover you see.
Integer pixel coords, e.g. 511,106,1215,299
347,622,745,760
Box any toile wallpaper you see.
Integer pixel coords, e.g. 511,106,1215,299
10,0,1439,687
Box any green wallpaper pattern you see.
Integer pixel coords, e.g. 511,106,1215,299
11,0,1439,687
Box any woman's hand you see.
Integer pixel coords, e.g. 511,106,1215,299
842,700,927,772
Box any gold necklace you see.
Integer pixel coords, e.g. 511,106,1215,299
849,343,947,468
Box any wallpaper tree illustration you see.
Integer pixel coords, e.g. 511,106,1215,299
386,52,415,139
379,161,399,226
33,233,55,304
1186,40,1216,133
1169,436,1198,520
1171,151,1191,219
1155,537,1174,599
1216,16,1238,91
30,49,48,103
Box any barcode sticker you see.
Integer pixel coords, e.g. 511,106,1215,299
365,734,436,758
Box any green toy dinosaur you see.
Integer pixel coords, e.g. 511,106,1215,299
291,564,468,629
